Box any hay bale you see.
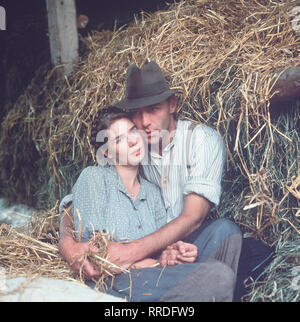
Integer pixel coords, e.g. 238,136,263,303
0,0,299,301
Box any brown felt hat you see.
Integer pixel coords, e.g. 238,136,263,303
113,61,176,111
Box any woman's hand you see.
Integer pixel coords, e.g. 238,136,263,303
159,241,198,266
59,237,101,280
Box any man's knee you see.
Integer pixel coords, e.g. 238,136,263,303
211,260,235,301
159,259,235,302
212,218,242,237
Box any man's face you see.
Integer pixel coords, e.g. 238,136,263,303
130,97,177,148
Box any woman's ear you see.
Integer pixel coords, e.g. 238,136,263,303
96,147,111,165
103,148,113,160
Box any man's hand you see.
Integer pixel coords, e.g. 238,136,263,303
106,241,139,270
159,241,198,266
59,237,100,280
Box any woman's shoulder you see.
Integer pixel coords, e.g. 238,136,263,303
140,176,161,195
78,165,109,181
73,165,110,194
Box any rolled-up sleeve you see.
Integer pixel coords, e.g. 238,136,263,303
183,126,226,206
59,194,73,214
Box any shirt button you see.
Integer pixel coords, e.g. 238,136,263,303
163,177,167,184
138,225,142,229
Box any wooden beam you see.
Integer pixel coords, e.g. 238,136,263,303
46,0,78,77
0,6,6,30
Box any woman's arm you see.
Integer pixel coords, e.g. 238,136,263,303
59,167,109,279
59,204,101,279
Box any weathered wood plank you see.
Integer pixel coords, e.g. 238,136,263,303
46,0,78,77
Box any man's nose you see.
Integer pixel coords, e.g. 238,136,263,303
141,111,151,128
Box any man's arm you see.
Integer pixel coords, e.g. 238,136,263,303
58,193,209,275
107,193,211,267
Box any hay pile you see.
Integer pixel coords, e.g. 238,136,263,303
0,0,299,301
0,209,120,292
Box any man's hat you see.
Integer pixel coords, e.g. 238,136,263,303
113,61,176,111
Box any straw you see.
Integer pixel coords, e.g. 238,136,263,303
0,209,126,293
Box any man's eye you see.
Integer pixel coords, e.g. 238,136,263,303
130,111,138,117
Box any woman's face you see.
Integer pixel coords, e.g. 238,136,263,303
105,118,145,166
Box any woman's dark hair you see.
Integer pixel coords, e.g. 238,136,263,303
90,106,129,154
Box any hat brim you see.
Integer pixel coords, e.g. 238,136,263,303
113,89,176,111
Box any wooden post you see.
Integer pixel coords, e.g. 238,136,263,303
46,0,78,77
0,6,6,30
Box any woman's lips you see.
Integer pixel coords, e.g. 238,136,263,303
131,147,142,156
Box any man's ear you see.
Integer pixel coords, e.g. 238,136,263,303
168,95,177,114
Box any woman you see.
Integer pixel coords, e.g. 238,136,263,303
72,108,197,271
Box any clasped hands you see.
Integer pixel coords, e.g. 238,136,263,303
158,240,198,267
133,241,198,268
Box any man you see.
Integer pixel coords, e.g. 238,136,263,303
59,61,242,301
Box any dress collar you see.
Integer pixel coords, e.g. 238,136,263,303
105,165,146,201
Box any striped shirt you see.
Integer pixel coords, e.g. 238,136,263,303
142,119,226,223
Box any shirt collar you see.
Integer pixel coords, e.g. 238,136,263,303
106,165,147,201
